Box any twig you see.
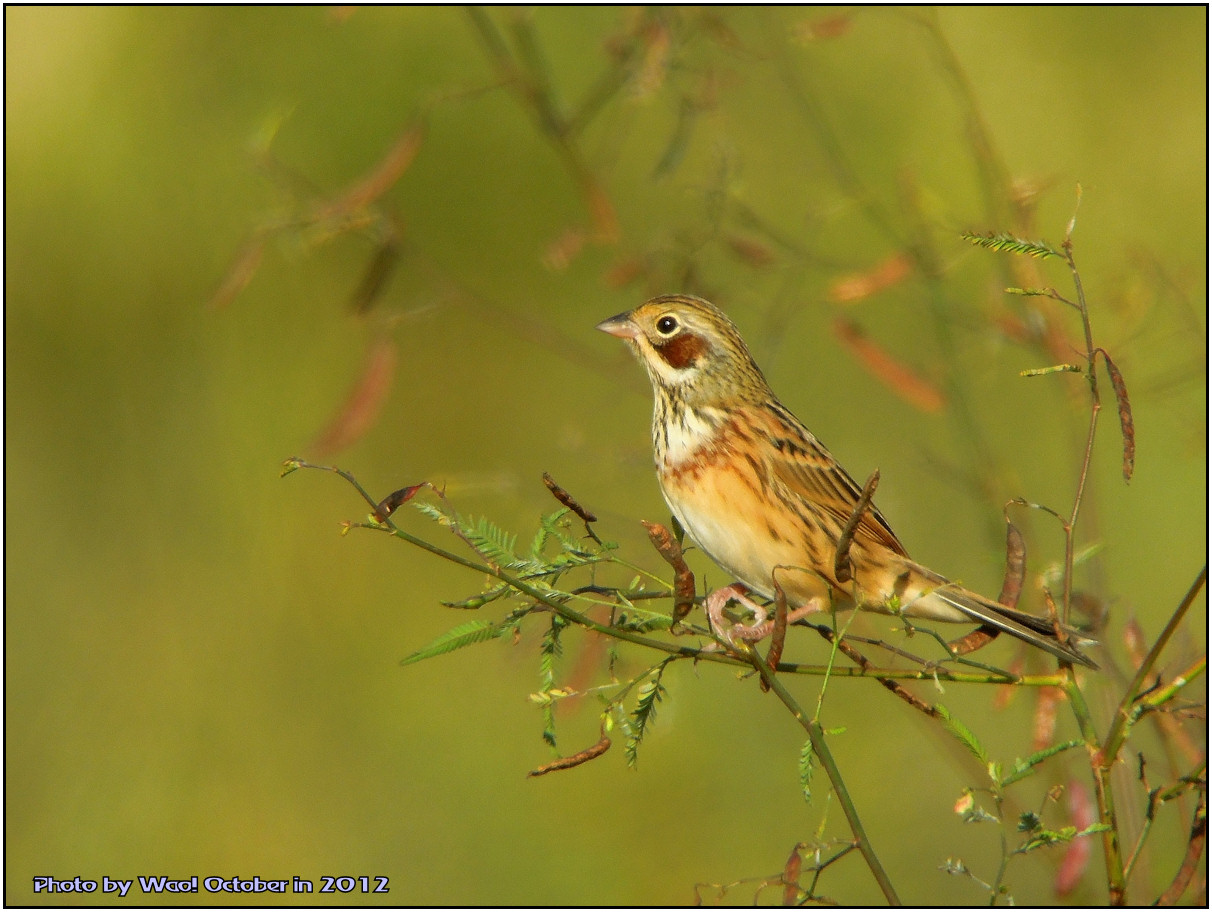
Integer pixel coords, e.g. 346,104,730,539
1124,760,1208,885
746,648,901,905
1104,567,1208,763
1064,668,1124,904
291,458,1064,685
904,11,1017,235
762,9,902,249
1059,232,1098,626
1156,787,1207,905
465,8,618,240
810,624,938,719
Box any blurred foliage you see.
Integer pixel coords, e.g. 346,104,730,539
5,6,1205,906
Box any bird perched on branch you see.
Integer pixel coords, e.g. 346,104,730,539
598,293,1096,669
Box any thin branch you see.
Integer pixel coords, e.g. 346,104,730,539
809,624,939,719
1104,567,1208,763
1060,232,1099,626
746,648,902,905
760,9,904,249
287,458,1075,686
1065,666,1125,903
1156,787,1207,905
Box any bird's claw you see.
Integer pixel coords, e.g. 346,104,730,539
705,583,827,646
705,583,768,645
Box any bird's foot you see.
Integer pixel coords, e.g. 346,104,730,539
705,584,826,644
730,600,827,642
704,583,767,643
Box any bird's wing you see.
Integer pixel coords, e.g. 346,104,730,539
760,403,908,557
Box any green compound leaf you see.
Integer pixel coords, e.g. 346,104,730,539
799,738,815,804
936,704,990,769
625,659,673,767
999,739,1085,787
538,616,567,747
963,231,1063,260
400,620,504,667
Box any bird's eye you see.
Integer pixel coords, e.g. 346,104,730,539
656,315,679,335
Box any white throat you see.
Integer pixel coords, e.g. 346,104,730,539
653,400,724,468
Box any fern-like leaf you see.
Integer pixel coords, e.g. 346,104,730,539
538,616,566,747
532,508,573,553
465,515,520,568
936,704,990,769
963,231,1062,260
799,738,815,803
625,658,673,767
529,514,551,560
400,620,503,666
412,499,453,525
999,739,1084,787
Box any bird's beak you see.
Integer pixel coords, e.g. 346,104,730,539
596,312,639,339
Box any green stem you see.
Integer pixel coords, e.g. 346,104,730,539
1121,789,1159,887
749,652,902,906
1065,668,1124,903
1103,567,1208,763
289,460,1074,688
1060,241,1100,625
389,516,1065,684
989,819,1011,905
1139,655,1207,711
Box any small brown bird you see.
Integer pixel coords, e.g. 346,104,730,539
598,293,1097,668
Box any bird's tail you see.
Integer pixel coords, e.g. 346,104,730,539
925,580,1099,669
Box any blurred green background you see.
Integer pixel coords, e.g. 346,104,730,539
6,6,1205,906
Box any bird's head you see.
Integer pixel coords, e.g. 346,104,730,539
596,294,771,407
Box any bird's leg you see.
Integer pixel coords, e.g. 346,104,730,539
730,597,828,642
705,584,827,644
704,583,768,641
